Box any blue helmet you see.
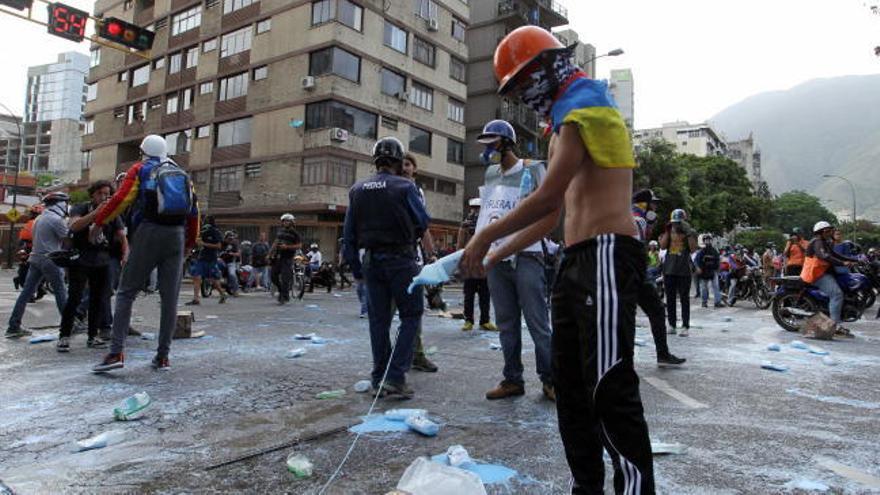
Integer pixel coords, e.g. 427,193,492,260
477,120,517,144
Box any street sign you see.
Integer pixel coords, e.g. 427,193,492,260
6,207,21,223
46,2,89,42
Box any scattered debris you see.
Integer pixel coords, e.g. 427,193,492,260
140,332,156,341
204,315,218,319
425,346,438,356
822,356,838,367
488,342,501,350
28,334,56,344
447,445,473,467
354,380,371,393
808,346,829,356
350,414,411,434
430,452,518,485
766,343,781,352
783,479,829,492
761,361,788,372
75,430,127,452
790,340,809,350
803,313,837,340
310,336,327,345
316,389,346,400
634,338,648,347
113,392,152,421
405,414,440,437
286,348,306,359
397,457,487,495
723,316,733,322
286,453,313,479
385,409,426,421
305,304,320,309
294,333,316,340
787,388,878,409
651,442,687,455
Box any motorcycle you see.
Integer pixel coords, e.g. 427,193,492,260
729,266,772,309
770,271,873,332
307,262,335,293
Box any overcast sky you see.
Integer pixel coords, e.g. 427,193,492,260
0,0,877,128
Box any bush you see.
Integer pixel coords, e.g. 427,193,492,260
732,229,786,251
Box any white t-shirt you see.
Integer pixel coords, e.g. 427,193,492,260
308,251,322,265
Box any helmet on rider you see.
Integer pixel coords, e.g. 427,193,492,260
372,137,405,167
813,221,833,234
42,191,70,205
670,209,686,223
280,213,295,223
140,134,168,159
648,240,659,249
310,243,318,250
224,230,236,238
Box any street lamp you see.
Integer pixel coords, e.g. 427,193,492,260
585,48,625,67
822,174,857,242
0,101,22,269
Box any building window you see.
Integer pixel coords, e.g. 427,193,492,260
220,26,252,58
449,56,466,83
200,81,214,94
309,46,360,83
215,117,252,147
82,150,92,170
155,17,167,30
212,165,242,192
447,98,464,123
184,46,199,69
131,64,150,87
447,138,463,164
168,52,182,74
410,81,433,111
413,37,435,67
165,129,192,155
245,162,261,178
197,125,211,138
311,0,334,25
118,71,127,82
203,38,217,52
415,174,434,192
451,17,466,41
166,93,179,114
413,0,437,20
381,115,398,130
127,101,147,124
90,49,101,68
383,21,407,54
223,0,254,15
436,179,456,196
148,96,162,109
86,83,97,102
305,100,377,139
153,57,165,70
253,65,268,80
83,119,95,135
302,156,355,186
256,18,271,33
380,68,405,97
181,87,194,111
409,126,431,155
123,0,133,10
113,107,125,118
171,5,201,36
218,72,249,101
311,0,361,30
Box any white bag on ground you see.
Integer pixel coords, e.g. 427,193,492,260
396,457,486,495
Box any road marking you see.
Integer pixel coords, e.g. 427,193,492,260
643,376,708,409
816,457,880,488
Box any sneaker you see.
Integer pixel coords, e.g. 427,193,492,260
679,327,689,337
728,298,737,307
56,337,70,353
486,381,525,400
128,327,141,337
5,328,32,339
92,353,124,372
701,301,708,308
412,355,438,373
151,355,171,371
219,294,227,304
658,354,686,367
714,302,725,308
87,337,108,349
461,321,474,332
379,381,414,400
667,327,677,335
542,383,556,402
480,322,498,331
185,299,200,306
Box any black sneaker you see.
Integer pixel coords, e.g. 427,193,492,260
127,327,141,337
87,337,108,349
56,336,70,352
93,353,124,372
185,299,200,306
714,302,725,308
5,328,32,339
151,355,171,371
658,354,686,367
411,355,438,373
379,381,414,400
701,301,708,308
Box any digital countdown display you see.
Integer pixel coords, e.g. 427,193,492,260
46,3,89,42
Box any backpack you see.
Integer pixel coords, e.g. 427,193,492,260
152,160,193,216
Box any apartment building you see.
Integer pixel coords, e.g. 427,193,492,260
608,68,633,131
463,0,567,202
726,133,764,190
633,121,727,158
84,0,469,253
0,114,22,174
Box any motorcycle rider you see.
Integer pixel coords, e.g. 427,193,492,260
306,243,322,276
783,230,808,276
802,221,858,332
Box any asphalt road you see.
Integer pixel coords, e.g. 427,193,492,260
1,270,879,494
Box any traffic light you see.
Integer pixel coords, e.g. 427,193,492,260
97,17,154,51
0,0,33,11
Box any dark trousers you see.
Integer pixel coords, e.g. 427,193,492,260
363,253,423,387
552,235,655,495
665,274,691,329
463,278,490,324
637,280,670,359
60,264,109,339
272,257,293,299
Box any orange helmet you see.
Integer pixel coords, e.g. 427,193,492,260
494,26,571,95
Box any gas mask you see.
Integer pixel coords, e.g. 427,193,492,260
646,210,657,223
481,141,504,166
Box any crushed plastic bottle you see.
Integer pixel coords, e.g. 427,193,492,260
315,389,345,400
408,250,464,294
406,414,440,437
140,332,156,341
286,453,314,478
808,346,829,356
28,334,57,344
385,409,427,421
761,361,788,372
651,442,687,455
75,430,127,451
113,392,152,421
446,445,473,467
286,348,306,358
354,380,371,393
790,340,809,350
766,343,781,352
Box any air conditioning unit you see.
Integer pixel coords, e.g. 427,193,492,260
329,127,349,142
301,76,316,90
426,18,439,32
397,91,409,102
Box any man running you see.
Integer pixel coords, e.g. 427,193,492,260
461,26,654,493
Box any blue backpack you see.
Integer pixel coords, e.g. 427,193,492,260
151,160,193,216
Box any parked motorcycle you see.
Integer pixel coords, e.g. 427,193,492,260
307,262,335,293
770,271,873,332
729,266,772,309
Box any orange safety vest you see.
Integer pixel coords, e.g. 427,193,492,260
18,219,35,242
800,255,830,284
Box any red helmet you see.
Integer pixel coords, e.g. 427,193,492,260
494,26,571,95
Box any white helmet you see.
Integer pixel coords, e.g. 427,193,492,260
310,243,318,249
280,213,295,222
468,198,481,207
648,240,659,248
140,134,168,159
813,221,832,233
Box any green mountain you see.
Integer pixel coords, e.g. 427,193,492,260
709,74,880,221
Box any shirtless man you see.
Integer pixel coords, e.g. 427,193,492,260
460,26,654,494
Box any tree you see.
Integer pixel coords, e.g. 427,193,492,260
69,190,89,204
634,140,690,227
732,229,786,252
681,154,767,233
768,191,838,235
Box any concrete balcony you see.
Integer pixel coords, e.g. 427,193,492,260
303,129,373,157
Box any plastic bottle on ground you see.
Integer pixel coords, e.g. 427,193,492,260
385,409,427,421
354,380,371,393
75,430,127,451
447,445,473,467
406,414,440,437
315,389,345,399
113,392,152,421
286,453,313,478
396,457,486,495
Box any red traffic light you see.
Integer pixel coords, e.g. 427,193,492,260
106,21,123,36
97,17,154,51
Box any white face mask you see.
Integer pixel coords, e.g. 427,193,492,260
645,210,657,223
